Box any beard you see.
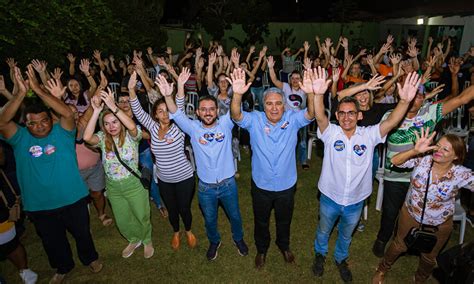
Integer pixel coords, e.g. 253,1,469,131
199,115,217,126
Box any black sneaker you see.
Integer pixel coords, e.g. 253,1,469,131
206,241,221,261
372,239,386,258
312,253,325,277
335,259,353,283
233,239,249,256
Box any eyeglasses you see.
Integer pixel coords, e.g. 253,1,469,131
118,100,129,104
337,111,357,118
198,107,217,113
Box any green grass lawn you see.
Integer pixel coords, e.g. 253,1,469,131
1,147,472,283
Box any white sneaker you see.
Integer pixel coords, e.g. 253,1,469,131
19,269,38,284
122,242,142,258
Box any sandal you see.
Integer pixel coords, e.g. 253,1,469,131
159,207,169,218
99,214,113,226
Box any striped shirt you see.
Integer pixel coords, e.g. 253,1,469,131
130,97,194,183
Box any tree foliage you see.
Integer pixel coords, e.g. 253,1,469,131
0,0,167,66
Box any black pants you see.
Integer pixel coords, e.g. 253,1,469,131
27,197,98,274
376,180,410,243
251,180,295,254
158,176,195,232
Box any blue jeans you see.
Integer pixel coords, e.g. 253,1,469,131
297,127,308,165
139,148,162,208
314,194,364,263
198,177,244,244
251,87,265,111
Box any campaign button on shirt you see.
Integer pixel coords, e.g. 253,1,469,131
164,133,174,144
413,117,424,128
353,144,367,156
203,132,214,142
334,140,345,151
44,144,56,155
215,132,225,142
29,145,43,157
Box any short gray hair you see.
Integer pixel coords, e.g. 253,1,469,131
262,87,285,104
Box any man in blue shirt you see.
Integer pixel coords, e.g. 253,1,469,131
158,74,248,261
230,68,315,269
0,67,101,283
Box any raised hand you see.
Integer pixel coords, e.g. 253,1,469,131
298,69,314,94
324,38,333,48
0,75,5,93
66,53,76,63
365,74,386,90
367,54,375,65
178,67,191,87
397,72,422,103
311,66,332,95
208,53,217,65
303,41,310,52
303,57,312,70
99,88,116,110
249,45,256,54
448,57,461,74
216,45,223,56
425,84,445,100
231,48,240,66
380,42,391,54
386,34,394,45
267,56,275,68
45,78,67,99
428,37,433,45
227,68,251,96
389,53,402,65
6,58,17,69
332,67,341,82
155,74,174,97
91,95,104,113
50,67,63,81
31,59,47,73
93,50,102,61
358,48,367,57
79,59,91,75
25,64,39,88
99,70,108,89
128,71,137,91
407,46,419,58
13,67,28,95
341,37,348,49
259,47,267,58
414,127,437,154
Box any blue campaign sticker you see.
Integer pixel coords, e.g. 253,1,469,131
413,117,425,128
438,186,449,197
353,144,367,156
164,133,174,144
29,145,43,157
215,132,225,142
203,132,215,142
334,140,345,151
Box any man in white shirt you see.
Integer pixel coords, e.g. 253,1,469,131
311,68,421,283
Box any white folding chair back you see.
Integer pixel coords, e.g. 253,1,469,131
108,82,120,100
453,198,467,244
147,68,156,81
262,71,270,89
187,92,199,108
185,103,196,120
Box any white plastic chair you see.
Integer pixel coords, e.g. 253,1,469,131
108,82,120,100
147,68,156,81
185,103,196,120
453,198,467,244
307,109,330,160
187,92,199,108
375,144,387,211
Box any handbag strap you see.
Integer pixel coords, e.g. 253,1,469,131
111,138,141,180
0,169,19,199
419,159,434,228
0,190,9,208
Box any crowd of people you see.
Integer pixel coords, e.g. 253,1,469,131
0,31,473,283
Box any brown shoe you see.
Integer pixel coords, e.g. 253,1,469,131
186,231,197,248
49,273,66,284
372,270,385,284
280,250,295,263
144,242,155,259
255,253,266,270
171,233,180,250
89,260,103,273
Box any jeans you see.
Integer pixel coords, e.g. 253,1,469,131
251,87,265,111
139,148,162,208
314,194,364,263
376,180,410,243
297,127,308,165
197,177,244,244
251,180,295,254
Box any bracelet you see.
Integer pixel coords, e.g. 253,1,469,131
113,108,120,115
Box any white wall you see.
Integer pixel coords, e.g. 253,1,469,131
380,15,474,53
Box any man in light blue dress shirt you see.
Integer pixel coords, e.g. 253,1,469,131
230,68,315,269
159,75,248,262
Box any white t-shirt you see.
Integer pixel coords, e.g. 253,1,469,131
317,123,386,206
282,83,306,111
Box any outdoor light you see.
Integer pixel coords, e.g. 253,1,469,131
417,18,424,25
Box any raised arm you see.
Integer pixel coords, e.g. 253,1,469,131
246,45,255,68
31,59,51,86
441,83,474,116
66,53,76,76
250,47,267,76
230,68,252,122
312,67,332,133
267,56,283,89
93,50,106,71
155,74,177,114
207,53,217,89
379,72,421,137
0,75,12,101
79,59,97,98
83,96,103,146
374,35,393,64
26,65,75,131
0,68,27,139
391,127,436,166
177,67,191,101
337,74,386,101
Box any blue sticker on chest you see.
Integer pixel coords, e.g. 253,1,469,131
353,144,367,156
334,140,345,151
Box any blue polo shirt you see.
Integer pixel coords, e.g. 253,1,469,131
5,124,88,211
170,109,235,184
235,110,312,191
